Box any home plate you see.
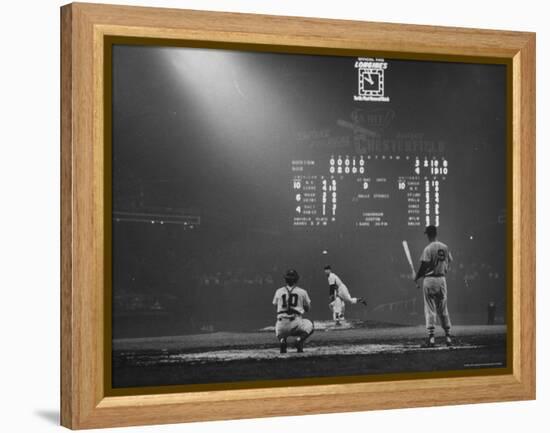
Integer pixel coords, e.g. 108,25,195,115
259,320,356,332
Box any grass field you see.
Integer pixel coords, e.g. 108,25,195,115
112,322,507,388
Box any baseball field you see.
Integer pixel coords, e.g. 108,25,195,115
112,322,507,388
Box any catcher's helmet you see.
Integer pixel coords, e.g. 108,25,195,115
284,269,300,286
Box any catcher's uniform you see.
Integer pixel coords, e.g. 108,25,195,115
328,272,358,304
272,286,314,340
420,241,453,332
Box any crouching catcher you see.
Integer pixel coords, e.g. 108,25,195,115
272,269,314,353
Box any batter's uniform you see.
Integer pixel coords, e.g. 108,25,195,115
420,241,453,333
328,272,358,304
272,286,314,340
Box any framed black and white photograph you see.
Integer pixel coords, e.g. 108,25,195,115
60,3,535,429
110,42,509,389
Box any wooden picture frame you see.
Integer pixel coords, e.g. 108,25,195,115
61,2,535,429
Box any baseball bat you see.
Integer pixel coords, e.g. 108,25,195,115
402,240,416,276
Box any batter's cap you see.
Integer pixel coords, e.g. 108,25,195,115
424,225,437,236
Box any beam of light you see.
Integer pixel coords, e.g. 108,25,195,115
160,46,300,155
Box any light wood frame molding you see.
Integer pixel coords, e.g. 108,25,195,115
61,2,535,429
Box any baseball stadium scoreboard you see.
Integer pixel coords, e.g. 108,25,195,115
291,154,449,229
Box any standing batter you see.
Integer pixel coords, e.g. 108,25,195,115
272,269,314,353
414,225,453,347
